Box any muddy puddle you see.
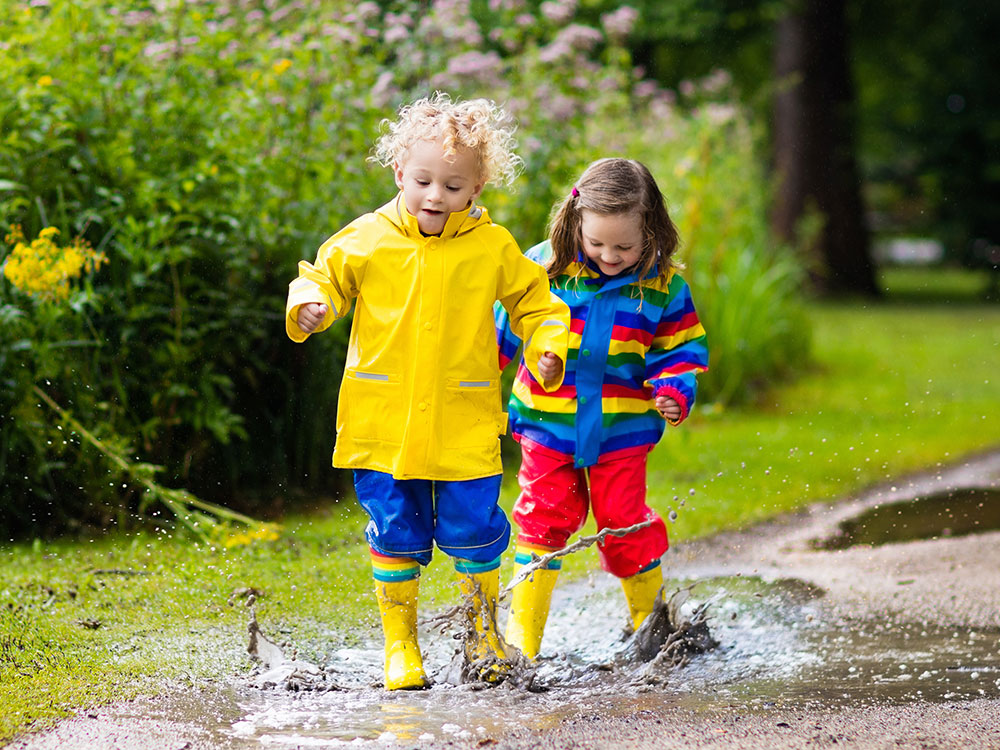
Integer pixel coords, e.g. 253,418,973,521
815,487,1000,549
22,454,999,749
92,567,1000,748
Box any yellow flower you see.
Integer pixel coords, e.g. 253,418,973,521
2,225,106,303
37,75,53,87
272,58,292,75
219,523,281,548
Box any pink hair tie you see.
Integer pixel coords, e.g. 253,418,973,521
571,186,580,198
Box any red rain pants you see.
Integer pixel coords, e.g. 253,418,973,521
512,442,668,578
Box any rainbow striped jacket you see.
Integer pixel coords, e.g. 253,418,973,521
495,240,709,469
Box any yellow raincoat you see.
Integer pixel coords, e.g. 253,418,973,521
286,195,570,480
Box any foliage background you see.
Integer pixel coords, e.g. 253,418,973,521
579,0,1000,270
1,0,806,536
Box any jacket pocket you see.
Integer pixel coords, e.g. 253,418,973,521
339,369,403,445
442,378,503,449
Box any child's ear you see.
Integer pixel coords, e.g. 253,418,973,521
393,162,405,191
470,180,485,201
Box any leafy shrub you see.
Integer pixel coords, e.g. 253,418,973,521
0,0,810,536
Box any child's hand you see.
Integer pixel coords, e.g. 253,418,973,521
538,351,564,382
297,302,328,334
655,395,681,422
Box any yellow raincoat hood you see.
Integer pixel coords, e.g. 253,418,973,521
287,195,569,480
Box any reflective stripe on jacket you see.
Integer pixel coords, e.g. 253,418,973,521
287,196,570,480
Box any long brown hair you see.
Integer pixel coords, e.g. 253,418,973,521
547,158,679,281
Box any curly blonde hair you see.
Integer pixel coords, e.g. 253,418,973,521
372,92,522,187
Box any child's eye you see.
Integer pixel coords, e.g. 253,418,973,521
416,179,430,186
446,185,461,192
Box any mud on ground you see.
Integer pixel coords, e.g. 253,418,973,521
9,450,1000,750
476,450,1000,750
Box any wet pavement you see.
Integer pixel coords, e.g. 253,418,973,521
9,450,1000,750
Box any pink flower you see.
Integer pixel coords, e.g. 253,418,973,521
143,40,177,61
447,50,503,85
384,25,411,44
701,68,733,94
634,80,659,99
385,12,414,27
657,89,677,106
271,4,297,22
321,24,356,43
356,1,379,21
538,39,571,63
557,24,603,52
540,0,577,24
704,103,737,124
549,95,577,120
371,71,397,107
123,10,154,26
601,6,638,39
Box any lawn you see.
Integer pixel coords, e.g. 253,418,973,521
1,266,998,742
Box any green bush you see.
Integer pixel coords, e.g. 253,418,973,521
0,0,809,536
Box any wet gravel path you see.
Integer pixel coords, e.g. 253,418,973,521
9,449,1000,750
474,449,1000,750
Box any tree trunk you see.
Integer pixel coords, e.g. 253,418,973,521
772,0,878,296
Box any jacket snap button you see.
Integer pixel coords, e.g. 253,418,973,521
418,402,427,411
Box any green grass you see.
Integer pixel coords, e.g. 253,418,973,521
2,266,998,742
651,299,999,537
877,264,997,301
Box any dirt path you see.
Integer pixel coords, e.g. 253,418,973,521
475,449,1000,750
9,450,1000,750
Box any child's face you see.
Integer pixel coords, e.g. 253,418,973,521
579,210,644,276
394,138,485,236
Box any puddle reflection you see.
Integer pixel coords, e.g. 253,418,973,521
815,487,1000,549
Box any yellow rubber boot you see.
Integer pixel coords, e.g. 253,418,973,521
455,565,508,680
375,578,428,690
620,565,663,631
505,567,559,659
